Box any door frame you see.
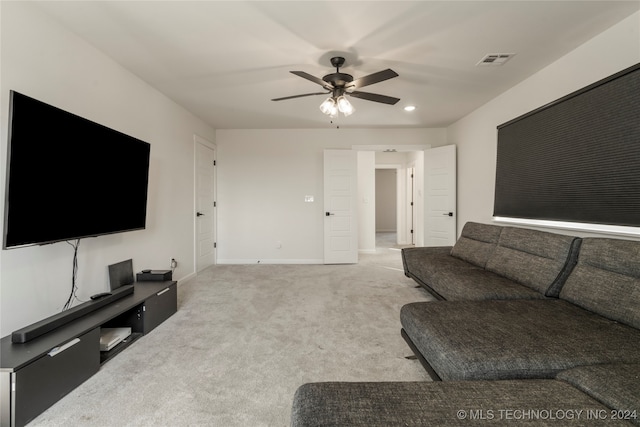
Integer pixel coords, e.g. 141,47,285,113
194,134,217,272
375,164,403,244
352,145,429,250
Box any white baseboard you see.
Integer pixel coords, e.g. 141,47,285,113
217,259,324,265
176,272,197,285
359,249,377,254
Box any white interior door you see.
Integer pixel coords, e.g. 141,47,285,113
407,167,416,245
324,149,358,264
195,140,216,271
424,145,457,246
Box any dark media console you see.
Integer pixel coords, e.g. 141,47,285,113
0,281,177,427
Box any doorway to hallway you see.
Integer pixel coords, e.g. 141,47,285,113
376,232,415,251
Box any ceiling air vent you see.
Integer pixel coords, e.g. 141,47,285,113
476,53,515,66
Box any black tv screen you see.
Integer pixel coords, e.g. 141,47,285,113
3,91,151,248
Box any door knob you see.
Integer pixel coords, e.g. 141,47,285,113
197,212,205,217
442,212,453,217
326,212,335,216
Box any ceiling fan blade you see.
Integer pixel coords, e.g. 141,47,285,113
349,91,400,105
271,92,328,101
290,71,333,89
349,69,398,89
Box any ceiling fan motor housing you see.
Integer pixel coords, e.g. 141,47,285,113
323,56,354,93
323,73,353,89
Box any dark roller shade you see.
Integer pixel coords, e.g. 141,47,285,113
494,63,640,227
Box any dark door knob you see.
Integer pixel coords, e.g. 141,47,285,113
197,212,205,217
442,212,453,217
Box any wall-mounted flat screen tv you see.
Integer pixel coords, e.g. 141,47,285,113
3,91,151,249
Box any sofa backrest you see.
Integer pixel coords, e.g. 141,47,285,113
560,238,640,329
485,227,582,297
450,222,503,268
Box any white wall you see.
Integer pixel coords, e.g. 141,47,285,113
0,2,215,336
375,169,397,232
215,129,446,263
448,11,640,239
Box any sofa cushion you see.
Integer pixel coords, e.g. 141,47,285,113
291,380,633,427
402,246,545,301
560,238,640,329
485,227,581,297
400,299,640,381
402,247,545,301
422,264,546,301
450,222,503,268
557,364,640,426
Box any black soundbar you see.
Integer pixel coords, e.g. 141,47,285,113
11,285,134,343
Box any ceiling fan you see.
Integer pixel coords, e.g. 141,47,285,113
271,56,400,117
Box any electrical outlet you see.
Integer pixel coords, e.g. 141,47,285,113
170,258,177,269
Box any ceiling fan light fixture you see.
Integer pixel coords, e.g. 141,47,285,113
278,56,398,118
319,97,336,115
336,96,354,116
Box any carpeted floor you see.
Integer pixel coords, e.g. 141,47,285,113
30,234,433,426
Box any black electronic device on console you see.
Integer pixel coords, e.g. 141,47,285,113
137,270,172,282
108,259,135,290
90,292,112,300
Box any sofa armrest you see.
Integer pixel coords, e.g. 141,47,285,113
401,246,452,277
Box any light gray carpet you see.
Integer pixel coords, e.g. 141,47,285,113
375,231,415,250
31,238,433,426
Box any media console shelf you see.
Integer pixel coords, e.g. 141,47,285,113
0,281,177,427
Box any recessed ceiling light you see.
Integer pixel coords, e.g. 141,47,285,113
404,105,416,112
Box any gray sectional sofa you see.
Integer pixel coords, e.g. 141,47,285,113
401,229,640,381
291,222,640,426
292,363,640,426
